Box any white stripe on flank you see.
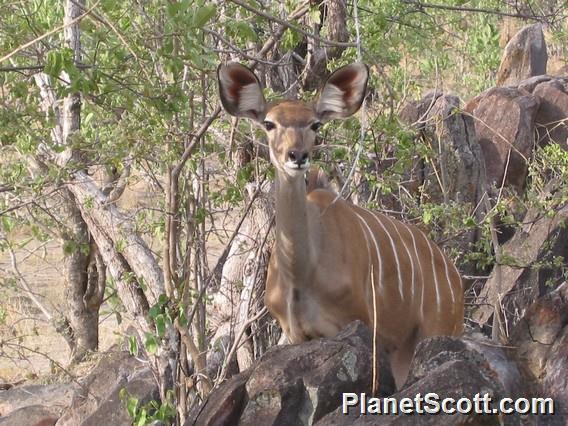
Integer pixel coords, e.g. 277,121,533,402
433,244,456,305
353,210,383,292
354,211,372,295
401,222,424,320
383,215,415,301
418,229,442,315
368,212,404,301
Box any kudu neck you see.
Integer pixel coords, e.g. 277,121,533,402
274,171,312,279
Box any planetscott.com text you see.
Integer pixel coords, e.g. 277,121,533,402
342,392,555,416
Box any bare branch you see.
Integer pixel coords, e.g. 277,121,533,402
402,0,562,21
229,0,357,48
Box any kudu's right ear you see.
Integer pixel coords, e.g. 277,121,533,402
217,62,266,122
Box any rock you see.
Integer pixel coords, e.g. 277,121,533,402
517,74,555,93
496,24,547,86
472,193,568,327
318,335,524,425
509,282,568,421
0,404,59,426
399,90,442,126
56,350,159,426
532,78,568,149
400,93,485,274
543,323,568,422
512,75,568,149
421,94,484,205
0,383,74,417
400,92,485,205
188,371,251,426
189,321,394,426
467,87,540,189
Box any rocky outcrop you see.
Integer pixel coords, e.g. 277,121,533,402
419,94,484,207
188,317,568,425
473,190,568,328
496,24,547,87
509,282,568,416
400,92,485,274
188,321,395,426
0,404,59,426
0,383,74,417
466,87,540,190
532,77,568,149
400,92,485,206
0,383,74,426
319,336,525,425
56,349,159,425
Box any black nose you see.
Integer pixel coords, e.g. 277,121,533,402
288,150,309,166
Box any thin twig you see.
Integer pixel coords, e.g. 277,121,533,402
371,264,378,396
229,0,356,48
217,306,268,383
402,0,561,21
3,239,53,322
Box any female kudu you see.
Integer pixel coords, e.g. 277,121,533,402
217,62,464,388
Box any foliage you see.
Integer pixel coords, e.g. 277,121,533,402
120,388,176,426
1,0,567,422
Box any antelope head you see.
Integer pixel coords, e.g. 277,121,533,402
217,62,369,178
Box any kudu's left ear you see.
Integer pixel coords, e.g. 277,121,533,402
315,63,369,122
217,62,266,122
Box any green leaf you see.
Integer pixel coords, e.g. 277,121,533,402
1,216,15,233
423,209,432,225
155,314,166,337
144,333,158,354
83,112,94,126
135,411,147,426
148,304,161,319
44,50,63,78
193,5,216,28
234,21,256,41
157,293,169,306
128,335,138,355
178,308,188,328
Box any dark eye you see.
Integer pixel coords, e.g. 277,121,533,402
263,121,275,131
311,122,321,132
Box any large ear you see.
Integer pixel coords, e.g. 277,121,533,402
315,63,369,121
217,62,266,121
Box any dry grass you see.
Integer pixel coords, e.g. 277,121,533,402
0,170,239,385
0,237,123,384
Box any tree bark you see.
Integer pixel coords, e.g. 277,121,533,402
61,191,104,363
31,0,106,363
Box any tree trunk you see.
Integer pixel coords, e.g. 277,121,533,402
61,191,105,363
31,0,106,364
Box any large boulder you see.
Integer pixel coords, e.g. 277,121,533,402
509,282,568,420
466,87,540,190
496,24,547,86
0,383,74,417
532,78,568,149
400,92,485,274
400,92,485,205
318,336,525,425
56,349,159,425
188,321,394,426
421,94,484,207
0,404,59,426
515,75,568,149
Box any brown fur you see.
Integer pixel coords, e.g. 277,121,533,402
218,62,464,389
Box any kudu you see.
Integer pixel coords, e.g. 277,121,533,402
217,62,464,388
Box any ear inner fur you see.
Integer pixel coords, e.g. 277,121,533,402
217,63,266,120
316,63,369,120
